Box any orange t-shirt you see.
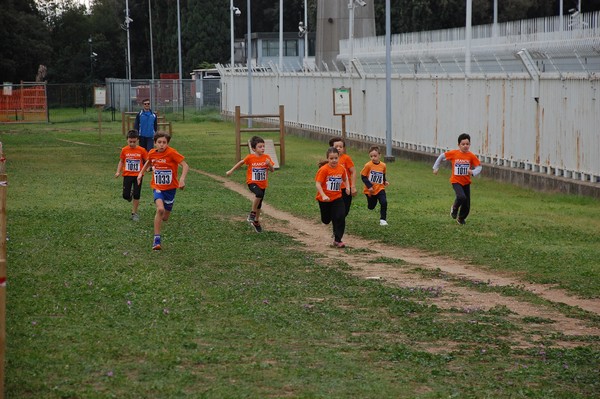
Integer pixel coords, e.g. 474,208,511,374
315,163,348,202
244,153,273,189
119,145,148,177
361,160,387,195
444,149,481,185
338,153,354,189
148,146,185,191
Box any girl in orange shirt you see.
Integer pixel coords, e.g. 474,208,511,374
361,146,390,226
316,147,350,248
329,137,357,216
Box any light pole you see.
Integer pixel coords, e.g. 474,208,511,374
384,0,394,162
149,0,155,80
348,0,367,73
279,0,283,70
247,0,252,127
230,1,241,71
298,0,308,70
123,0,132,80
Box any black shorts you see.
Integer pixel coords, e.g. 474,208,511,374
123,175,142,200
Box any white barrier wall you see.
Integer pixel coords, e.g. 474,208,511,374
221,72,600,182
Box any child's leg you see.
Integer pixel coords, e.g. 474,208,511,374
378,191,388,221
132,177,142,214
122,177,133,202
366,194,378,210
452,183,467,212
331,199,346,242
342,190,352,216
154,199,166,235
459,184,471,220
318,201,332,225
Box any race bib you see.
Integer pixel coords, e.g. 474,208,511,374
125,159,141,172
369,170,384,184
252,167,267,181
454,162,469,176
326,177,342,192
154,169,173,185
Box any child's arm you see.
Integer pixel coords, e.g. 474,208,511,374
361,174,374,195
343,172,351,196
349,166,357,195
137,160,150,185
265,157,275,172
315,181,329,202
178,160,189,189
384,173,390,186
115,160,123,178
432,153,446,174
226,160,245,176
469,165,482,176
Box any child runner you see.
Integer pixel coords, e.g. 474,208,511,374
226,135,274,233
137,132,189,250
114,130,148,221
432,133,482,225
329,137,357,216
315,147,350,248
360,145,390,226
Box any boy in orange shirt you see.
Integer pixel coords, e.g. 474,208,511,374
137,132,189,250
316,147,350,248
226,136,274,233
433,133,482,225
361,146,390,226
329,137,357,216
115,130,148,221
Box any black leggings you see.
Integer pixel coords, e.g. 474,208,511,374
248,184,266,209
123,175,142,200
366,190,387,220
452,183,471,220
318,198,346,242
342,190,352,216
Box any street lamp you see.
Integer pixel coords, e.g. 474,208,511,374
230,1,241,72
348,0,367,73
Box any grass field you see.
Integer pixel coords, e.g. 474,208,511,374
2,110,599,398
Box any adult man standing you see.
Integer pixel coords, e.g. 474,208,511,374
134,99,158,152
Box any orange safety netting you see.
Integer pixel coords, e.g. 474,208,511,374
0,84,47,123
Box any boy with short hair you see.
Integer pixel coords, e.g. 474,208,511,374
433,133,482,225
115,129,148,221
226,135,274,233
137,132,189,250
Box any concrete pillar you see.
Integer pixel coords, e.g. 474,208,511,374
316,0,375,71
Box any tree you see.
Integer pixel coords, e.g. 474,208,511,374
0,0,52,82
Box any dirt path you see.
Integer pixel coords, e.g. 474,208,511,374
194,168,600,347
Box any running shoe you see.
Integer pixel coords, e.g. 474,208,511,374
450,206,458,219
252,221,263,233
380,219,388,226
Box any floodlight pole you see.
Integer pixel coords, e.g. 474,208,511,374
279,0,283,70
125,0,132,80
149,0,155,80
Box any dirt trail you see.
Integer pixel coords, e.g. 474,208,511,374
193,168,600,346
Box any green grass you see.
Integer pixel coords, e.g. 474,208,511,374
2,110,599,398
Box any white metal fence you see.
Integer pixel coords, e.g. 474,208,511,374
217,12,600,184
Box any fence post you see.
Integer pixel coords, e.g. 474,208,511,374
279,105,285,166
235,106,241,162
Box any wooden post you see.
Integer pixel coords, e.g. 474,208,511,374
235,106,242,162
341,115,347,141
0,142,7,399
278,105,285,166
97,106,102,140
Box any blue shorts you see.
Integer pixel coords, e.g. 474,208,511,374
153,189,177,211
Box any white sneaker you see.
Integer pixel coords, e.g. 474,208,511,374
380,219,388,226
